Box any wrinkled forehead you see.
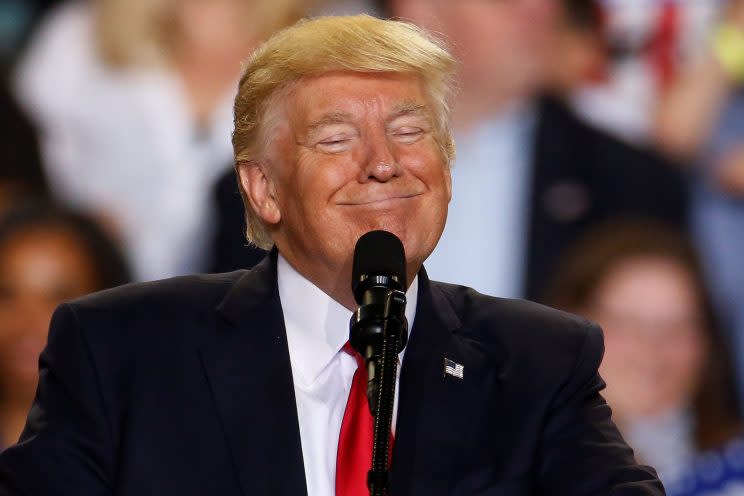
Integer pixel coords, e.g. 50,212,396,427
261,71,435,137
307,74,430,121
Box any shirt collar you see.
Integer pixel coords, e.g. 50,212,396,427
277,254,418,386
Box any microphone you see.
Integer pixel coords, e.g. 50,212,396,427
349,230,409,414
349,230,409,495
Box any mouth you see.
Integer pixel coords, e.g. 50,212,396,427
337,193,423,207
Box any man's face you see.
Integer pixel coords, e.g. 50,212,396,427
256,72,451,286
393,0,558,95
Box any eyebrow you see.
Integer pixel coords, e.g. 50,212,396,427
306,111,355,134
388,101,430,120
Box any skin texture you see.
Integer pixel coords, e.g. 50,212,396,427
587,257,706,421
238,72,452,310
0,228,98,445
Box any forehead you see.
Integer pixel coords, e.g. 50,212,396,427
283,72,431,124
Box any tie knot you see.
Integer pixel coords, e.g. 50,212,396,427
342,341,365,369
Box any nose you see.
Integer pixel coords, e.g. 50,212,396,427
358,131,401,183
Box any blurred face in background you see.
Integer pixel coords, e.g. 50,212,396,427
0,227,98,402
392,0,559,96
587,256,707,420
169,0,257,53
545,4,606,94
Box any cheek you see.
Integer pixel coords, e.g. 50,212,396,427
402,143,448,184
663,336,705,380
602,331,640,369
284,155,350,213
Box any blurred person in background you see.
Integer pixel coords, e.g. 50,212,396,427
655,0,744,408
573,0,722,144
0,202,130,449
547,220,744,496
12,0,303,282
378,0,687,301
0,82,47,214
545,0,606,96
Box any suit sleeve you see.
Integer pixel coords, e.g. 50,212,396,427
0,304,114,495
535,323,665,495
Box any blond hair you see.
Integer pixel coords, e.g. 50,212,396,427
233,15,457,249
94,0,304,67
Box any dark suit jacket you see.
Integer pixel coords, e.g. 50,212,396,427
208,97,687,301
0,254,663,495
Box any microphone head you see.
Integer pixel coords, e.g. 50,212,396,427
352,230,407,303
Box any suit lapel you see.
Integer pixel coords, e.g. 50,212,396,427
200,252,307,496
393,271,499,495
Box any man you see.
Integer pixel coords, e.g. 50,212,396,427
0,15,662,495
209,0,688,301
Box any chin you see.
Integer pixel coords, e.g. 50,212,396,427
337,209,444,258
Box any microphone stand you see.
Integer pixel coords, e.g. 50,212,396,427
350,288,408,496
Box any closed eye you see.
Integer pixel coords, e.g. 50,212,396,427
392,127,424,143
321,137,348,144
317,135,354,152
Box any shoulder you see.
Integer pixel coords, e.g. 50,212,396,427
58,271,245,339
66,270,244,317
45,271,248,384
431,280,603,375
433,280,598,339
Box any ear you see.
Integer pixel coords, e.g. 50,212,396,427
236,160,281,225
444,164,452,203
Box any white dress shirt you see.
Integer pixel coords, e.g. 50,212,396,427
277,255,418,496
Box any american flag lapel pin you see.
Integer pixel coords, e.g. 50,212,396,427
444,358,464,379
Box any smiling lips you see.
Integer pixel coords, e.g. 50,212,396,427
337,192,423,206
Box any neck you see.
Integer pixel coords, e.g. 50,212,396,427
276,250,421,313
325,269,359,313
275,247,356,311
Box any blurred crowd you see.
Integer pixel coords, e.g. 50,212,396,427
1,0,744,494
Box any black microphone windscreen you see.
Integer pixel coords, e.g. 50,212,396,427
352,230,406,300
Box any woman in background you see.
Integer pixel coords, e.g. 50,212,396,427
0,202,130,449
547,220,744,496
655,0,744,409
13,0,303,281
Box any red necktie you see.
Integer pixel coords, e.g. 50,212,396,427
336,343,374,496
